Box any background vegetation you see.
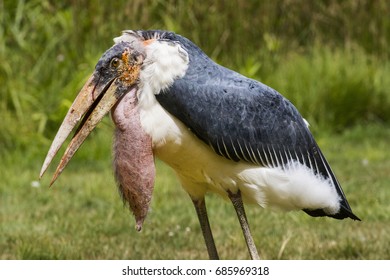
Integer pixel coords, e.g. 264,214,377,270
1,0,389,259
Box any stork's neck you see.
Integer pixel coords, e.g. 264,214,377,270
134,40,189,148
138,40,189,101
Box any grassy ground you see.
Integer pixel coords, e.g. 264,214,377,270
1,123,389,260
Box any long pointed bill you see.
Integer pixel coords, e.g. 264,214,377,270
40,71,128,186
39,75,97,178
48,79,124,186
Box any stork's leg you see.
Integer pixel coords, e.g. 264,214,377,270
191,197,219,260
227,190,260,260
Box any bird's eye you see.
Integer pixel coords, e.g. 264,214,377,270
110,58,120,68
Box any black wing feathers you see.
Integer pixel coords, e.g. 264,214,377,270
158,69,314,170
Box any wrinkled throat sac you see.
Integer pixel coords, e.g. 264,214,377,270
111,88,155,231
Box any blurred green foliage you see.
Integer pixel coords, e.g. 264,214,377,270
1,0,389,154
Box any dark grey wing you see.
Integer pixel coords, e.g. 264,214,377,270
159,68,316,169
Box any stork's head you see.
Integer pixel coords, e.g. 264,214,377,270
94,41,145,92
39,41,149,184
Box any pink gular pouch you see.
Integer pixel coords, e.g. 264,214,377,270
112,89,155,231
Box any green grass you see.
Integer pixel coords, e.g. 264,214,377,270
1,124,389,259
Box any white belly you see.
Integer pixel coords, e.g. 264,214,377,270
139,101,341,214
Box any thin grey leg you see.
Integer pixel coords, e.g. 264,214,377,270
227,190,260,260
191,197,219,260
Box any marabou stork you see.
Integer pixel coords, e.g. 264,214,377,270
40,30,360,260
